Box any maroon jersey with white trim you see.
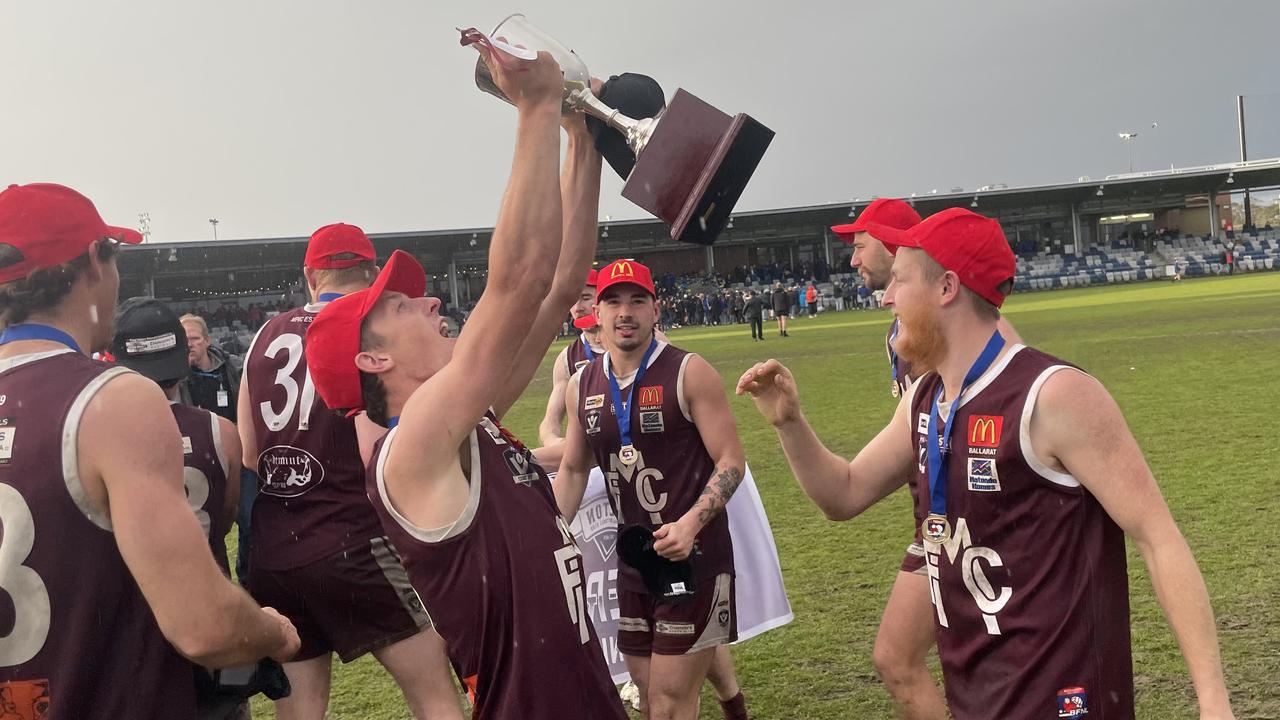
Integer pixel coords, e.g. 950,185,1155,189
564,333,599,376
575,342,733,592
0,350,195,719
368,414,627,720
908,345,1133,720
171,403,232,575
245,304,383,570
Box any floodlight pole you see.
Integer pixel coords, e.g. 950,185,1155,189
209,218,220,241
1237,95,1252,229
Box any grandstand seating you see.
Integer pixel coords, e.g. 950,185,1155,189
1012,231,1278,292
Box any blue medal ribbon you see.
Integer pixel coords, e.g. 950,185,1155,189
606,338,659,457
888,318,901,386
581,335,595,362
0,323,83,354
387,416,399,429
318,292,344,302
925,331,1005,526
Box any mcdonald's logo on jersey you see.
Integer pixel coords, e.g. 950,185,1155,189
638,385,663,408
967,415,1003,448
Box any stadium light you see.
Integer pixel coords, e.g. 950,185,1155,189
470,233,478,247
138,212,152,243
208,218,219,241
970,196,978,208
1096,185,1105,196
1226,172,1235,184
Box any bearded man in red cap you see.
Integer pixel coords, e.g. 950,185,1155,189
741,208,1234,720
555,258,748,720
830,198,1020,718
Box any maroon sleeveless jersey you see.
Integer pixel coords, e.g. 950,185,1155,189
171,403,232,575
0,350,196,719
368,414,627,720
908,345,1133,720
575,342,733,592
563,333,598,376
245,304,384,570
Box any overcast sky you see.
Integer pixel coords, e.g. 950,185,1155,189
3,0,1278,242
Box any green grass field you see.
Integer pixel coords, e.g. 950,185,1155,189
250,272,1280,719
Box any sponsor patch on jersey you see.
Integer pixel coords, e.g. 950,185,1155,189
504,448,540,486
967,457,1000,492
0,678,50,718
585,409,602,435
718,608,731,627
917,412,930,435
655,620,695,636
181,435,193,455
639,410,664,434
637,385,663,409
259,445,325,497
0,426,16,464
1056,686,1089,717
584,393,605,410
967,414,1003,448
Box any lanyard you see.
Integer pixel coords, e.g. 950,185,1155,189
387,416,399,429
606,338,658,465
888,319,901,384
581,335,594,362
0,323,82,354
923,331,1004,541
318,292,344,302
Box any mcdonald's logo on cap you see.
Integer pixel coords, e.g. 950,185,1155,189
967,415,1003,448
595,259,656,300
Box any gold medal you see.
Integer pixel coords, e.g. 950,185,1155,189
922,514,950,544
619,444,638,466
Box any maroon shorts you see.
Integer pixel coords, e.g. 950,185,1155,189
248,537,430,663
617,573,737,657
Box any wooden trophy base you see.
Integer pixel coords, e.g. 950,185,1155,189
622,89,774,245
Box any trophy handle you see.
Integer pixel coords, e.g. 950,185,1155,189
569,88,659,156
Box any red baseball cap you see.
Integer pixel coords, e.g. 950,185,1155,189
595,259,656,301
869,208,1016,307
305,249,426,411
0,183,143,284
830,198,921,246
305,223,376,270
572,269,601,330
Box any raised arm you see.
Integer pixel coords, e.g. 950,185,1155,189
653,356,745,561
1031,370,1233,719
391,48,566,460
491,111,603,419
737,359,913,521
84,373,297,668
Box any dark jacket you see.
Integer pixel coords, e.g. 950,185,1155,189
744,296,764,319
181,344,244,422
771,288,792,314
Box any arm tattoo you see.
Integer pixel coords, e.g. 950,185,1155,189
696,465,743,526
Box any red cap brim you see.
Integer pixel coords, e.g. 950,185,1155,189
862,222,919,255
105,225,144,245
829,220,868,244
572,315,598,330
358,249,426,317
